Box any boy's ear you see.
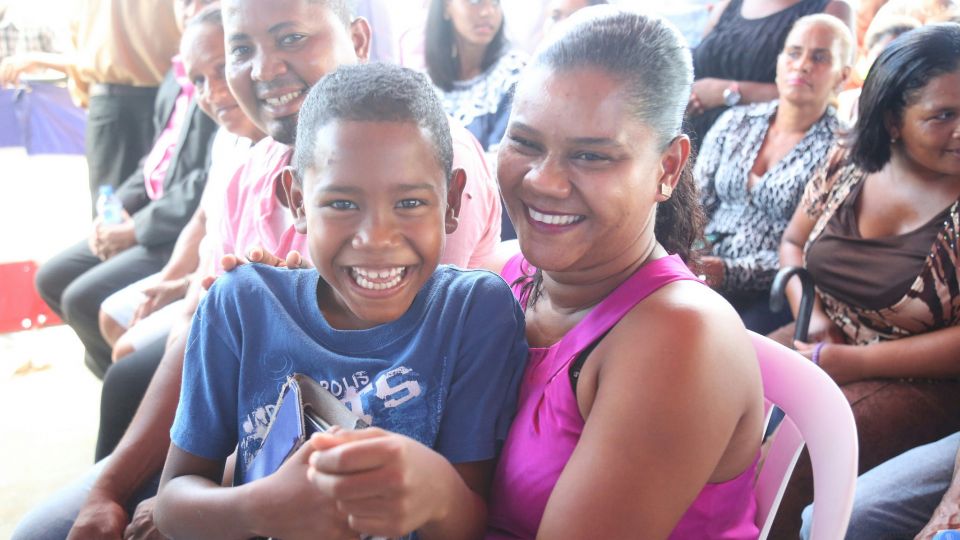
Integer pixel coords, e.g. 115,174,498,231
350,17,372,63
655,135,690,203
281,167,308,234
445,168,466,235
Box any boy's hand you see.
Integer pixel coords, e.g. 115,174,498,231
307,428,453,538
123,496,165,540
201,247,308,290
251,438,356,540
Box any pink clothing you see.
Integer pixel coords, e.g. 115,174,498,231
213,137,307,274
444,121,501,268
142,56,194,200
197,128,255,276
213,123,499,273
487,254,759,540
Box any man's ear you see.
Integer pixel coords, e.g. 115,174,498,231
656,135,690,203
445,168,467,235
281,167,308,234
350,17,373,63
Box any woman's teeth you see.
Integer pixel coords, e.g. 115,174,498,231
529,207,584,226
350,267,406,290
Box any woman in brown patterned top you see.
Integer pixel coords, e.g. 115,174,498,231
772,22,960,537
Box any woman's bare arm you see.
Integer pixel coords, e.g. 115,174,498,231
815,325,960,384
536,284,763,539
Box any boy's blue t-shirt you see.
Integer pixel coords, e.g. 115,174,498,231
171,264,528,484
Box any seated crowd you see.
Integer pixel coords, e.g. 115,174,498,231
3,0,960,538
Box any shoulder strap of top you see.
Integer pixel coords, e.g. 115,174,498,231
553,255,703,362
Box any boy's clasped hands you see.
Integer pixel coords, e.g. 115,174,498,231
242,428,461,540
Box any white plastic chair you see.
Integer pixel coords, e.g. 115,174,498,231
750,332,859,540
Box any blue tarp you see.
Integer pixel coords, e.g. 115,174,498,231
0,82,85,155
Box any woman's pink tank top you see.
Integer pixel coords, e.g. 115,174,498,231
486,254,759,539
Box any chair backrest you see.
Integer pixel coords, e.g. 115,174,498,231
750,332,859,540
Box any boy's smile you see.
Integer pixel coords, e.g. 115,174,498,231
284,120,462,330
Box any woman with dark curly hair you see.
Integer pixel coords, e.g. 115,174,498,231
424,0,525,153
773,22,960,537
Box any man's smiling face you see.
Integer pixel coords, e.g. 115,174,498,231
222,0,369,144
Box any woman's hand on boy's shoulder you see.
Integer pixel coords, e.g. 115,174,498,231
201,247,310,290
307,428,468,539
247,440,356,540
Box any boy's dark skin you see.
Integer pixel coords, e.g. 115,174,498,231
67,1,373,538
155,116,485,539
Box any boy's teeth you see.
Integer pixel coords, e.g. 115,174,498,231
350,267,406,290
265,91,301,106
529,208,583,226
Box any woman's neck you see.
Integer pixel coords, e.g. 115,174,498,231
538,235,665,316
887,148,960,191
455,36,487,81
772,99,826,134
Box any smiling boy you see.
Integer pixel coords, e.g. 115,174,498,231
215,0,501,270
155,63,527,540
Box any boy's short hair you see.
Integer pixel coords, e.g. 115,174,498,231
292,63,454,183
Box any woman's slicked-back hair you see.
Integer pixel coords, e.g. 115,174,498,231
533,7,704,263
424,0,507,91
849,22,960,173
292,63,453,184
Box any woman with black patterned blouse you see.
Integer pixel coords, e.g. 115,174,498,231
694,14,853,333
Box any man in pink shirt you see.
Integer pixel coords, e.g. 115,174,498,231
23,2,502,539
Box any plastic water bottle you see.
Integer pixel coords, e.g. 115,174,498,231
96,185,124,225
933,531,960,540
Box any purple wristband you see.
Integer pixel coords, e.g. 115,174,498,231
811,342,826,366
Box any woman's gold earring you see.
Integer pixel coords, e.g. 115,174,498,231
658,183,674,198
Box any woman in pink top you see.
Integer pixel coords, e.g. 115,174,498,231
484,7,765,539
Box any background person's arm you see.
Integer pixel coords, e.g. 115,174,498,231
915,442,960,539
799,325,960,385
688,78,779,116
0,51,74,86
779,187,843,343
131,208,207,324
67,312,192,539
